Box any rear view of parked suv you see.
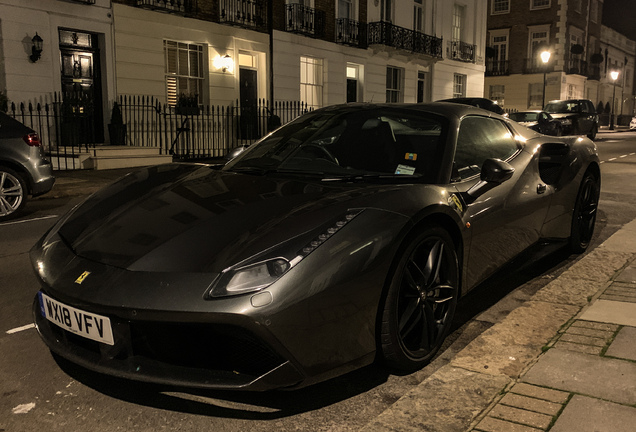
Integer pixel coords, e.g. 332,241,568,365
543,99,599,140
0,112,55,221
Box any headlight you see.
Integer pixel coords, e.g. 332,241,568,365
560,119,572,125
207,210,362,298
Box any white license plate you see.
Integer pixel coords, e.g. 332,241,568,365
38,292,114,345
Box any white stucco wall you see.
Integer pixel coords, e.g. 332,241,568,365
0,0,115,108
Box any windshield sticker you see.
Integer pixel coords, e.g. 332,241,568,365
395,164,416,175
404,153,418,161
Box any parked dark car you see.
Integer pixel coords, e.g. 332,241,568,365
543,99,599,140
0,112,55,221
437,97,507,116
32,103,600,391
509,111,562,136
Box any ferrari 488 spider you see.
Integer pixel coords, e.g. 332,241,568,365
31,103,600,390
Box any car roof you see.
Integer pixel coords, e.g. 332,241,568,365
312,102,505,120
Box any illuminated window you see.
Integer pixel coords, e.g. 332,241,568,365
300,56,324,110
164,40,205,106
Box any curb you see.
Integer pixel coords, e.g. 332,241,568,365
359,220,636,432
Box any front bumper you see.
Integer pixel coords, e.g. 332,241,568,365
33,293,305,390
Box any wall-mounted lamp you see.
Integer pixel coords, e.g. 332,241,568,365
214,54,234,73
30,33,43,62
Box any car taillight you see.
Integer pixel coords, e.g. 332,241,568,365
23,133,41,147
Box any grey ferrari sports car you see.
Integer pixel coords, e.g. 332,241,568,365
31,103,600,391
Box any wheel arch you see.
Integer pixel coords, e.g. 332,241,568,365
0,159,33,194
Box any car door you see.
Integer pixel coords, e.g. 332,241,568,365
578,101,592,134
452,116,554,288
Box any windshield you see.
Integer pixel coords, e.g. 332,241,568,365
544,101,579,114
509,112,538,122
223,107,447,183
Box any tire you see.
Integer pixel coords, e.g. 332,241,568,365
570,170,600,253
380,226,459,371
0,167,27,221
587,125,597,140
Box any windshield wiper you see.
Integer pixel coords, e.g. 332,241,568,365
322,173,421,182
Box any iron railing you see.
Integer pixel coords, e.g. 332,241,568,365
6,92,97,170
335,18,366,48
117,96,311,161
135,0,197,15
449,40,475,62
285,3,325,37
367,22,443,58
219,0,267,29
486,59,509,76
524,58,554,74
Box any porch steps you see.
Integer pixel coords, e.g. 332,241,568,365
50,146,173,170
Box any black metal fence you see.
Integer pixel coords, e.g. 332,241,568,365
117,95,311,160
6,92,97,170
6,94,310,170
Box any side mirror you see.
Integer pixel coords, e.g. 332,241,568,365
225,145,249,161
465,158,515,200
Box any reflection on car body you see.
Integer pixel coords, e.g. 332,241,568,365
509,110,562,136
31,103,600,391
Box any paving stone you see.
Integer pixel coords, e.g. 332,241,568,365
474,416,543,432
559,333,606,347
499,393,562,416
614,265,636,283
451,302,578,378
550,395,636,432
570,321,619,332
489,404,553,429
510,383,569,404
564,326,614,339
522,349,636,405
580,300,636,327
553,341,602,355
532,276,603,306
566,250,632,282
597,223,636,253
601,294,636,303
605,326,636,361
359,366,511,432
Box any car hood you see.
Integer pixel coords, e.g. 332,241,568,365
546,113,577,120
55,164,408,273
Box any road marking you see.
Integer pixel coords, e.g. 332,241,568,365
6,323,35,334
620,155,628,158
608,158,617,161
0,215,58,227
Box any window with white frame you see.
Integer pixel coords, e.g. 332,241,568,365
491,30,509,62
528,83,543,108
386,66,403,103
338,0,354,19
491,0,509,14
452,4,465,42
489,85,505,106
590,0,599,23
300,56,324,110
530,0,550,10
414,0,423,32
453,74,466,98
528,25,550,57
164,40,205,106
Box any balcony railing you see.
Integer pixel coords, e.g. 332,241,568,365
486,59,509,76
68,0,96,4
285,4,325,38
367,22,442,58
449,40,475,62
336,18,366,48
135,0,197,15
524,58,554,74
219,0,266,30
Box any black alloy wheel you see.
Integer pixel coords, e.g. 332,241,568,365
587,125,598,140
0,167,27,221
570,170,600,253
380,226,459,370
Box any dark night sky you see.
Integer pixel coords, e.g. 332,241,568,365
602,0,636,40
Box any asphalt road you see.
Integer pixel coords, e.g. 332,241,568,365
2,130,636,432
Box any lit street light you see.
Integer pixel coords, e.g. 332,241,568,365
541,50,551,108
610,70,619,130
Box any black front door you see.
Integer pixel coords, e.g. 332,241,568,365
59,29,104,144
347,78,357,102
239,68,258,140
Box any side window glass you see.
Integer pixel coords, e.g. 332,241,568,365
581,102,589,113
454,116,518,180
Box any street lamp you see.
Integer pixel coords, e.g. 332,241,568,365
610,70,619,130
541,50,551,108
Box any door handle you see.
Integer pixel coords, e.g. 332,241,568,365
537,184,547,194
